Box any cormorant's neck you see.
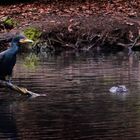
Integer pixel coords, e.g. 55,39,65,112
10,42,19,52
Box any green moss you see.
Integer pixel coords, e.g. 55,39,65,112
24,27,42,41
3,17,17,27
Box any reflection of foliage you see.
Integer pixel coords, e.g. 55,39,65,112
24,53,39,69
24,27,42,41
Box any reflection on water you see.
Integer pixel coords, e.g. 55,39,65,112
1,51,140,139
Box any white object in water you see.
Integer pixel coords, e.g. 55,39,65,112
109,85,128,93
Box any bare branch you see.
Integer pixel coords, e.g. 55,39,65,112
0,80,41,97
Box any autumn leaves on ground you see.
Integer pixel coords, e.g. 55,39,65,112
0,0,140,52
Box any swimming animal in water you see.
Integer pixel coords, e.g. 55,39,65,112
109,85,128,93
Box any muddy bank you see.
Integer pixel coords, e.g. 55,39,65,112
0,14,140,53
1,0,140,53
35,14,140,53
0,0,140,53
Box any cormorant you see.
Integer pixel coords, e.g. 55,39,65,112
0,34,33,82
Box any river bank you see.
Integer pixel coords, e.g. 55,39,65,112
0,1,140,53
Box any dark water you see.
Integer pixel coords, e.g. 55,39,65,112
1,51,140,140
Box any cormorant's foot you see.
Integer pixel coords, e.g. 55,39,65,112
7,76,12,84
8,80,12,84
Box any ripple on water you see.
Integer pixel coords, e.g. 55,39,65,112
0,52,140,139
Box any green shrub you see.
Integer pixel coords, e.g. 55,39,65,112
3,17,17,28
24,27,42,41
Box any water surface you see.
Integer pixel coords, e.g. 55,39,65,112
1,51,140,140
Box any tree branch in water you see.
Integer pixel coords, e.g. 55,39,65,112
0,80,41,97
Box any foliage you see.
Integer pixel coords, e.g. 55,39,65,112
24,27,42,42
3,17,17,28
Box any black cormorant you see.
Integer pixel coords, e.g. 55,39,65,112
0,34,33,82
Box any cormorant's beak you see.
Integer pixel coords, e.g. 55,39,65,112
19,38,34,43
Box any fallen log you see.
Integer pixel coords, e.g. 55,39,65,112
0,80,41,97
